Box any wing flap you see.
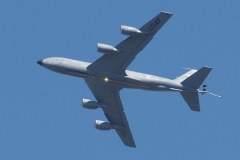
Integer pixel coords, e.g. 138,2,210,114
104,112,136,148
137,35,153,50
120,55,136,70
113,91,123,110
115,112,136,148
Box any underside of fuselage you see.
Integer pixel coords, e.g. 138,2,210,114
37,10,222,148
38,57,185,92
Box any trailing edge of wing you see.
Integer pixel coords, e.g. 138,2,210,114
84,79,136,148
87,11,173,75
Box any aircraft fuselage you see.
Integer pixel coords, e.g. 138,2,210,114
38,57,194,92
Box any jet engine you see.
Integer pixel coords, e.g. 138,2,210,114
120,25,143,36
94,120,113,131
97,43,119,54
82,99,101,109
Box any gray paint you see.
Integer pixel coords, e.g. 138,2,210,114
38,12,215,148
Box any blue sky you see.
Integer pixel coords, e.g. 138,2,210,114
1,1,240,159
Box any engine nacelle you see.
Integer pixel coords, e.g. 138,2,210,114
94,120,113,131
97,43,119,54
82,99,100,109
120,25,142,36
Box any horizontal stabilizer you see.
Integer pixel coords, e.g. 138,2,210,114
175,69,197,83
181,67,212,89
180,92,200,112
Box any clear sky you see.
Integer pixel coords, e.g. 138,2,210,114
1,1,240,159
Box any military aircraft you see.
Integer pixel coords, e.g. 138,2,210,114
37,11,221,148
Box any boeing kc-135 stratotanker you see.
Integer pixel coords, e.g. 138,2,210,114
37,11,221,148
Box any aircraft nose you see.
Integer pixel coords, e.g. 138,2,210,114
37,59,43,66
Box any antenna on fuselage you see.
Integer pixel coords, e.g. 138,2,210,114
199,85,222,98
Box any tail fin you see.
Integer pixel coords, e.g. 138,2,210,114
180,66,212,89
177,66,212,112
180,92,200,111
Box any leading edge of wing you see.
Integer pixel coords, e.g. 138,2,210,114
87,11,173,75
84,79,136,148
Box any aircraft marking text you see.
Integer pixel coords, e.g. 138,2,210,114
147,17,161,31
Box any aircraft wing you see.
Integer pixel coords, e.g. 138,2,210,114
87,11,172,75
84,79,136,148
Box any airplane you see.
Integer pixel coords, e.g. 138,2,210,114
37,11,221,148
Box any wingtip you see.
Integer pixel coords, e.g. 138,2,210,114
127,144,136,148
203,66,212,69
162,11,173,15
